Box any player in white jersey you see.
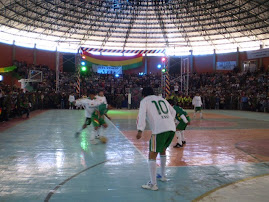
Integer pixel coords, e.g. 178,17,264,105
192,92,203,119
136,87,176,191
74,90,99,144
95,90,107,104
95,90,111,120
68,94,75,109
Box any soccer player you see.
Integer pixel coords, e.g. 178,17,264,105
167,99,190,148
95,90,111,120
91,102,109,142
68,93,75,110
74,90,99,143
136,87,176,191
192,92,203,119
95,90,107,105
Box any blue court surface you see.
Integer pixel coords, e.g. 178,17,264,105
0,110,269,202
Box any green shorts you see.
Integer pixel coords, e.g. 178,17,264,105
84,118,92,125
176,122,187,130
91,115,106,127
149,131,175,152
195,107,202,112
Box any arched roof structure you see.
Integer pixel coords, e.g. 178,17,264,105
0,0,269,54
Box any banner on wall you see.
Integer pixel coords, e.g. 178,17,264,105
216,61,236,70
247,48,269,59
92,64,122,74
81,51,143,70
0,65,17,73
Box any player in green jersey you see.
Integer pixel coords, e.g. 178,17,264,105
91,103,109,143
168,99,190,148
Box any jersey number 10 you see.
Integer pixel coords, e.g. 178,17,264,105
152,100,168,115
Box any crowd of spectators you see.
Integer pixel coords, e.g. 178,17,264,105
0,61,269,122
188,71,269,112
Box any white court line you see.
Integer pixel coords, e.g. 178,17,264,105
106,117,147,160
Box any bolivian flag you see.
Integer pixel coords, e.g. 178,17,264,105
0,66,17,73
81,51,143,70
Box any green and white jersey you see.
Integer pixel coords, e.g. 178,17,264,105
93,103,108,117
95,95,108,105
137,95,176,134
174,106,189,124
75,98,99,118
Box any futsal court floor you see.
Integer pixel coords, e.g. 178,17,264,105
0,109,269,202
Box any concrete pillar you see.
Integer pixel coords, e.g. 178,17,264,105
144,54,148,74
33,43,37,65
189,50,193,73
236,47,240,69
12,40,15,64
213,49,216,71
259,44,263,70
56,48,60,93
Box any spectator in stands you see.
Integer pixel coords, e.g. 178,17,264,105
68,93,75,109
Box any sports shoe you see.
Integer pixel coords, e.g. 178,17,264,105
75,132,80,138
141,181,158,191
157,174,167,182
182,141,186,145
173,143,183,148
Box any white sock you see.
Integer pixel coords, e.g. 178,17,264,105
160,155,166,178
181,131,185,142
98,127,104,137
200,112,203,118
90,129,97,141
78,127,84,133
148,160,157,185
176,131,182,145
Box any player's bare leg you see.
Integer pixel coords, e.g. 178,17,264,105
75,123,87,138
200,111,203,119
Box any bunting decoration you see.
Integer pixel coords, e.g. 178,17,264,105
0,66,17,73
80,47,165,55
81,51,143,70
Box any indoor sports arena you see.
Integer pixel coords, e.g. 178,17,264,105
0,1,269,201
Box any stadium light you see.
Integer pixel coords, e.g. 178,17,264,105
162,68,166,73
115,74,119,77
82,56,86,59
162,57,166,62
81,61,85,66
157,64,162,69
0,75,3,81
81,66,87,72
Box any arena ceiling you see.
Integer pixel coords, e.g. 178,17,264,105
0,0,269,54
